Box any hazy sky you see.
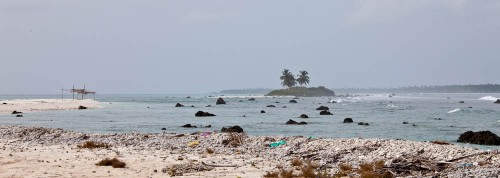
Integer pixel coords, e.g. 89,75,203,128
1,0,499,94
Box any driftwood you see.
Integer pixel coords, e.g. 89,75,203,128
201,161,238,167
446,151,494,162
386,150,500,177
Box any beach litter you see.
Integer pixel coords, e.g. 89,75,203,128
187,141,199,147
269,140,286,147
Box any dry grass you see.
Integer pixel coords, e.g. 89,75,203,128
280,169,295,178
358,160,393,178
223,133,246,147
96,158,126,168
299,160,320,178
291,158,303,167
206,148,214,154
78,141,110,149
339,163,353,172
263,171,280,178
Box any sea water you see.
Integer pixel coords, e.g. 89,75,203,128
1,93,499,149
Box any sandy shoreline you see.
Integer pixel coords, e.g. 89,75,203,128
0,126,498,177
0,99,100,114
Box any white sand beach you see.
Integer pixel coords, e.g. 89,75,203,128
0,126,498,177
0,99,100,114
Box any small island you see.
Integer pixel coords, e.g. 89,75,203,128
265,69,335,97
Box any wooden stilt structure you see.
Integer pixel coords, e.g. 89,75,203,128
70,85,96,100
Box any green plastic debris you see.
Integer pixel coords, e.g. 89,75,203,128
269,140,287,147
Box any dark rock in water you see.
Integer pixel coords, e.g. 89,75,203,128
286,119,307,125
216,97,226,105
205,105,212,107
495,99,500,104
286,119,298,125
175,103,184,107
248,98,256,101
191,105,195,107
300,114,309,118
221,125,244,133
457,131,500,145
267,105,276,108
358,122,364,125
364,123,369,125
186,96,191,99
261,110,265,113
204,125,211,128
78,106,87,110
316,106,329,110
239,100,243,102
12,111,22,114
434,118,442,120
161,128,166,130
403,121,409,124
16,115,23,117
282,106,287,108
319,110,333,115
181,124,197,128
459,101,465,103
293,97,300,99
289,100,297,103
343,118,353,123
195,111,216,117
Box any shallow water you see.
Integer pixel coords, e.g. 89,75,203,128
1,93,500,149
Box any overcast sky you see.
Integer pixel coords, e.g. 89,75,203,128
1,0,499,94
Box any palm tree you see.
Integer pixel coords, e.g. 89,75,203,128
280,69,296,88
296,70,310,87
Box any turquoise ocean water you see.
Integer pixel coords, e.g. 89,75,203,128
1,93,499,149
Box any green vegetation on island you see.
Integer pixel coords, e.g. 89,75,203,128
266,69,335,97
266,86,335,97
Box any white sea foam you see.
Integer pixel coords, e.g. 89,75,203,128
479,96,499,101
387,104,399,108
447,108,462,113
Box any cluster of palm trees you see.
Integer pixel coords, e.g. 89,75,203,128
280,69,310,88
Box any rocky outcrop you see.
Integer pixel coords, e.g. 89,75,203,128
175,103,184,107
459,101,465,103
457,131,500,145
195,111,216,117
221,125,244,133
319,111,333,115
358,122,369,126
181,124,197,128
316,106,329,110
78,106,87,110
261,110,266,113
11,111,22,114
16,115,23,117
266,105,276,108
343,118,354,123
289,100,297,103
286,119,307,125
248,98,255,101
495,99,500,104
216,98,226,105
299,114,309,118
